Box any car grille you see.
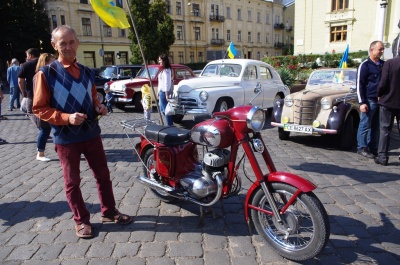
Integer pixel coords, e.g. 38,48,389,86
112,91,125,97
293,99,319,125
179,97,199,109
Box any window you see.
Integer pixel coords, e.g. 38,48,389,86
248,32,252,42
192,3,200,16
52,15,57,30
257,12,261,23
104,52,114,65
177,26,183,40
330,25,347,42
116,0,123,8
169,52,174,64
227,30,231,41
195,27,200,41
83,51,95,68
211,4,215,15
266,13,270,24
257,32,261,43
61,15,65,25
331,0,349,12
266,33,270,43
260,66,273,80
119,29,126,37
176,2,182,15
247,10,251,22
80,0,88,4
190,51,194,63
257,52,261,60
103,23,112,37
82,18,92,36
119,52,128,64
238,8,242,20
166,0,171,13
178,51,184,64
198,52,203,62
212,28,219,39
226,7,231,19
244,65,257,80
238,31,242,42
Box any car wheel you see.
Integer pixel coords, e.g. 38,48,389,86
278,127,290,140
172,114,184,124
115,103,125,110
97,90,106,104
339,115,354,150
134,93,144,112
214,99,229,112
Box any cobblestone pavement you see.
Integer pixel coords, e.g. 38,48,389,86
1,92,399,265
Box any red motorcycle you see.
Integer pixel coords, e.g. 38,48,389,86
121,96,330,261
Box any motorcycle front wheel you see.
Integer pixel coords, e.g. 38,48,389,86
142,148,176,203
250,183,330,261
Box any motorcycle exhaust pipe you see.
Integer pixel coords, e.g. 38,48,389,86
136,175,175,192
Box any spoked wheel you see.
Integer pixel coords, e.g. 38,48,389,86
142,149,176,203
250,183,330,261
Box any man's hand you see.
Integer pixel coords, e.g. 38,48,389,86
68,113,87,125
96,104,107,116
360,104,369,113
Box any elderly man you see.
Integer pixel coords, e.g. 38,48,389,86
33,25,132,238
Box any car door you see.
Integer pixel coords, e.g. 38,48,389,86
259,65,279,108
242,64,263,107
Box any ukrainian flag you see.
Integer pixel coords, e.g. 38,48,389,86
339,44,349,69
90,0,130,29
227,42,237,59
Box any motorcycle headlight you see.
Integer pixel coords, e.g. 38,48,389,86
199,91,208,102
247,106,265,132
284,95,293,107
321,98,332,110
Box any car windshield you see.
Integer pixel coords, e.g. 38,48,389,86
307,69,357,87
98,67,117,78
136,66,159,79
201,64,242,77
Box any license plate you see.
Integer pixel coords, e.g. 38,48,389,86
284,124,313,134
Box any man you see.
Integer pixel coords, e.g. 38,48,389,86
33,25,132,238
7,58,21,111
356,41,384,158
392,19,400,58
374,55,400,166
18,48,40,113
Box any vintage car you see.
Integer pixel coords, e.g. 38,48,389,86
270,68,360,150
105,64,195,110
95,64,143,103
170,59,289,123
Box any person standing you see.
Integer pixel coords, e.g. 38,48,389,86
104,88,114,113
6,58,21,111
33,25,132,238
158,54,173,126
374,56,400,166
356,41,384,158
141,84,152,120
18,48,40,113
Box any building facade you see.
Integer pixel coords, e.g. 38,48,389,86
294,0,400,58
43,0,295,67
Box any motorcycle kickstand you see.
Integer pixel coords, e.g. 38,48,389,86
198,205,219,228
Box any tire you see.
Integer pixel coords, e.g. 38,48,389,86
250,183,330,261
214,99,229,112
278,128,290,140
142,149,176,203
339,115,353,150
115,103,125,110
134,93,144,112
172,114,184,124
97,90,106,104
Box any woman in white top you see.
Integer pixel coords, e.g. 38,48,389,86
158,54,173,126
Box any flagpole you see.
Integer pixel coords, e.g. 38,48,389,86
124,0,164,124
223,42,230,59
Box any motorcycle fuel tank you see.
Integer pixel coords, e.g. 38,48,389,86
191,119,234,148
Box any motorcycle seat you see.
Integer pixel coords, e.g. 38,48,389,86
145,125,191,145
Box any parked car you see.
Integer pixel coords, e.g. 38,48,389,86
193,70,202,76
105,64,195,111
170,59,289,123
95,64,142,103
270,68,360,150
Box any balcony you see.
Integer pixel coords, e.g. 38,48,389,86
209,15,225,22
274,23,285,29
211,39,225,45
274,42,284,48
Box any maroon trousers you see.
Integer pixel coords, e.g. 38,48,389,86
55,136,115,225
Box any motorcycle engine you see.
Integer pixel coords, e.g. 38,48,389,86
180,149,230,199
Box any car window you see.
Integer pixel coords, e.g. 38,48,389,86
243,65,257,80
202,65,219,76
260,66,273,80
136,67,159,79
99,67,117,78
119,68,132,77
175,69,192,79
308,70,356,86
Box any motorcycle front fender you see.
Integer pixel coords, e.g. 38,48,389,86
243,171,317,222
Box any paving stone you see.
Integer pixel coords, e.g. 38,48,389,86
139,242,166,257
168,242,203,257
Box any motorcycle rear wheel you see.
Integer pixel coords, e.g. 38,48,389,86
143,149,177,203
250,183,329,261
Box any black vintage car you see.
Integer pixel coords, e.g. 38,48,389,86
95,64,142,103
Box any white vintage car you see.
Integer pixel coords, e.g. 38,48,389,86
170,59,289,122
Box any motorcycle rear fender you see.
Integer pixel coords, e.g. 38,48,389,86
136,136,153,158
244,171,317,222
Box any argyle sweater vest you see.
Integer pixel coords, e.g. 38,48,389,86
40,60,100,144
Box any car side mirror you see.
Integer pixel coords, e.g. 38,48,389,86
350,86,356,93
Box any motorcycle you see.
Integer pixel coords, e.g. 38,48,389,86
120,88,330,261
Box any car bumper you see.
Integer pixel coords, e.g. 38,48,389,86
270,122,337,134
115,97,132,103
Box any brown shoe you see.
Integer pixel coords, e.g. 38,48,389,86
75,223,93,238
101,209,132,224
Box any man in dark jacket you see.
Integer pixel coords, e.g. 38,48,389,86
374,56,400,166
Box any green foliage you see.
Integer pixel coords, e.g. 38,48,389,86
0,0,52,64
277,68,294,87
129,0,175,64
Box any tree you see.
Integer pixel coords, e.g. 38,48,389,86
128,0,175,64
0,0,52,65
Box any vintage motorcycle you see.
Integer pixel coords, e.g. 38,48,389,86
120,89,330,261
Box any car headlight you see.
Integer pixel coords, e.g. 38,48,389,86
199,91,208,102
284,95,293,107
247,106,265,132
122,84,126,91
104,83,109,89
321,98,332,110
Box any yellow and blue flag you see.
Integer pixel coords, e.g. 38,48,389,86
90,0,130,29
227,42,237,59
339,44,349,68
